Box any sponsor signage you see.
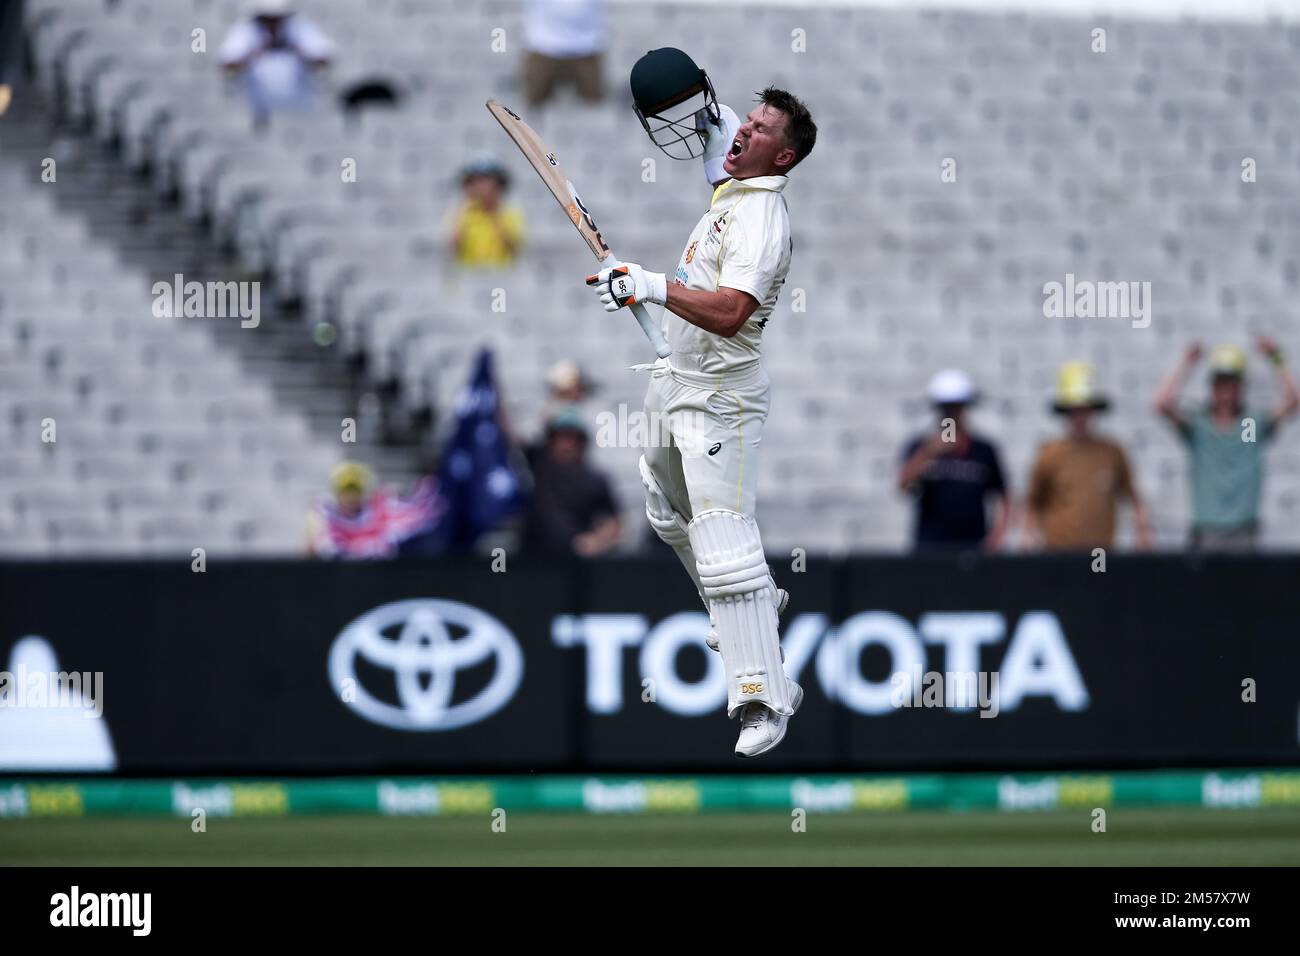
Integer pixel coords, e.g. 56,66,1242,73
0,556,1297,773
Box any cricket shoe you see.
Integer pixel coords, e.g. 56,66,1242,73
734,681,803,759
705,587,789,652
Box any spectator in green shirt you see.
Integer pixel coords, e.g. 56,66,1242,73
1154,338,1300,551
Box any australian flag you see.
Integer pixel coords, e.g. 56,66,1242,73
401,348,526,553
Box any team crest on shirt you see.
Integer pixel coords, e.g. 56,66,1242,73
684,240,698,264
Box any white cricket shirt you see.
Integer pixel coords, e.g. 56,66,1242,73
666,175,792,374
219,15,335,114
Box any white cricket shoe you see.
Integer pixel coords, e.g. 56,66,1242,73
706,587,788,652
734,681,803,759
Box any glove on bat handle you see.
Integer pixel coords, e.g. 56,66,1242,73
607,253,672,359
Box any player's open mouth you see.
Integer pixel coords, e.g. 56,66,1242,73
729,138,744,157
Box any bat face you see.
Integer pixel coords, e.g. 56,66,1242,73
566,183,611,258
486,98,611,262
486,98,672,358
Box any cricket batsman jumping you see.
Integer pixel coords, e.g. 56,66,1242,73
586,49,817,757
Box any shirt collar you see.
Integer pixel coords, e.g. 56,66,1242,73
730,175,788,193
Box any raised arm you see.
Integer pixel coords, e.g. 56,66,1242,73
1259,335,1300,425
897,433,945,491
1154,342,1201,428
699,104,742,188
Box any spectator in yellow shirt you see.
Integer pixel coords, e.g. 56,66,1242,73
448,159,524,267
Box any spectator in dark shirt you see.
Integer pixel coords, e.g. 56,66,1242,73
897,370,1009,552
524,407,621,556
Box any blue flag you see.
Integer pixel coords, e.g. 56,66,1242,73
405,348,526,553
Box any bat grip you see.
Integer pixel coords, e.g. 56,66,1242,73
630,302,673,359
608,253,672,358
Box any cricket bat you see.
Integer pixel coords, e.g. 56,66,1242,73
486,99,672,359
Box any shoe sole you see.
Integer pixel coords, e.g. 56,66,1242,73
735,683,803,759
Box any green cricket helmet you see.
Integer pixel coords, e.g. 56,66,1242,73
630,47,719,160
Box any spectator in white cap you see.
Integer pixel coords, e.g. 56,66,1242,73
536,358,597,437
220,0,334,128
897,369,1010,552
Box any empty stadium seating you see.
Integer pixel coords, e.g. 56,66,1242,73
5,0,1300,554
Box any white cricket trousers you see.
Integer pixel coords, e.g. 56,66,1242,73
639,359,770,521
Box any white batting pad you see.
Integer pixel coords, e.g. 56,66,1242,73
640,455,690,550
688,509,793,718
640,455,705,603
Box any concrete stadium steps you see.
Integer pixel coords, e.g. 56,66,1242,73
0,85,428,555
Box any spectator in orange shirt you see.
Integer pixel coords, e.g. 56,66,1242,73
1025,362,1152,552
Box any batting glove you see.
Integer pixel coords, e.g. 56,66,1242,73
585,262,667,312
697,103,741,186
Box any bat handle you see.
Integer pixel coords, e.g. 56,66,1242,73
608,253,672,358
631,302,673,359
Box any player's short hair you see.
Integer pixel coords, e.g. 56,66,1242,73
756,87,817,170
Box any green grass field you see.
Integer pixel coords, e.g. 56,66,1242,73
4,808,1299,865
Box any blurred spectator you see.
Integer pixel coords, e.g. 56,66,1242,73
307,461,443,559
0,0,23,118
523,0,606,107
447,159,524,267
539,359,597,433
897,370,1009,552
1026,362,1152,552
1154,338,1299,552
524,407,621,556
220,0,334,128
547,359,594,404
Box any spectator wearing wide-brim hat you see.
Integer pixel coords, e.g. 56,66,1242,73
1026,362,1151,551
897,369,1010,552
